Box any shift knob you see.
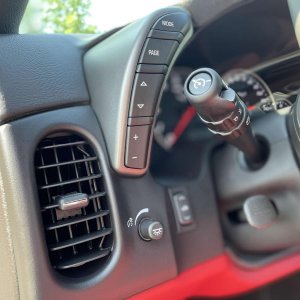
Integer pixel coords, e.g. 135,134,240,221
184,68,264,167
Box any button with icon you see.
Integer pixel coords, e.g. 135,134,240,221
129,73,164,117
125,125,151,169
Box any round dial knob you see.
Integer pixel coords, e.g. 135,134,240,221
184,68,247,134
138,218,164,241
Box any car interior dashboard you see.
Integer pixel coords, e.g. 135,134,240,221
151,0,300,182
2,0,300,299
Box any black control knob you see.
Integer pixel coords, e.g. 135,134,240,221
138,218,164,241
184,68,264,167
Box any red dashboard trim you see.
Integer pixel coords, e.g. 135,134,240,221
130,252,300,299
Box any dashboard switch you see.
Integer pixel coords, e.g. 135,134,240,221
152,12,190,34
139,218,164,241
173,192,193,225
148,29,184,42
139,38,178,65
136,64,168,74
129,73,164,117
128,117,153,126
125,125,151,169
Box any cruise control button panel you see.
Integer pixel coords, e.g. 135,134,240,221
108,9,193,174
85,7,192,175
139,38,178,65
129,73,164,117
125,125,151,169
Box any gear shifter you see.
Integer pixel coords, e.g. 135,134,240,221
184,68,265,168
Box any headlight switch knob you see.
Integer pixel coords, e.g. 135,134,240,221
138,218,164,241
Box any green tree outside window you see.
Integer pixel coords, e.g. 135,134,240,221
43,0,97,33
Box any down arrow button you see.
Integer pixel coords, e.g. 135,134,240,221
129,73,164,117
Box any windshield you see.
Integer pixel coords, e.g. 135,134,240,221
20,0,181,34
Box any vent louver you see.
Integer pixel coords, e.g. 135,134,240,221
34,133,113,277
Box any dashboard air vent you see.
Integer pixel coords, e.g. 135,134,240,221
34,133,113,277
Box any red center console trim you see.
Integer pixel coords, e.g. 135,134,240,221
130,252,300,299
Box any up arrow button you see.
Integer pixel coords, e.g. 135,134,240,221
129,73,164,117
